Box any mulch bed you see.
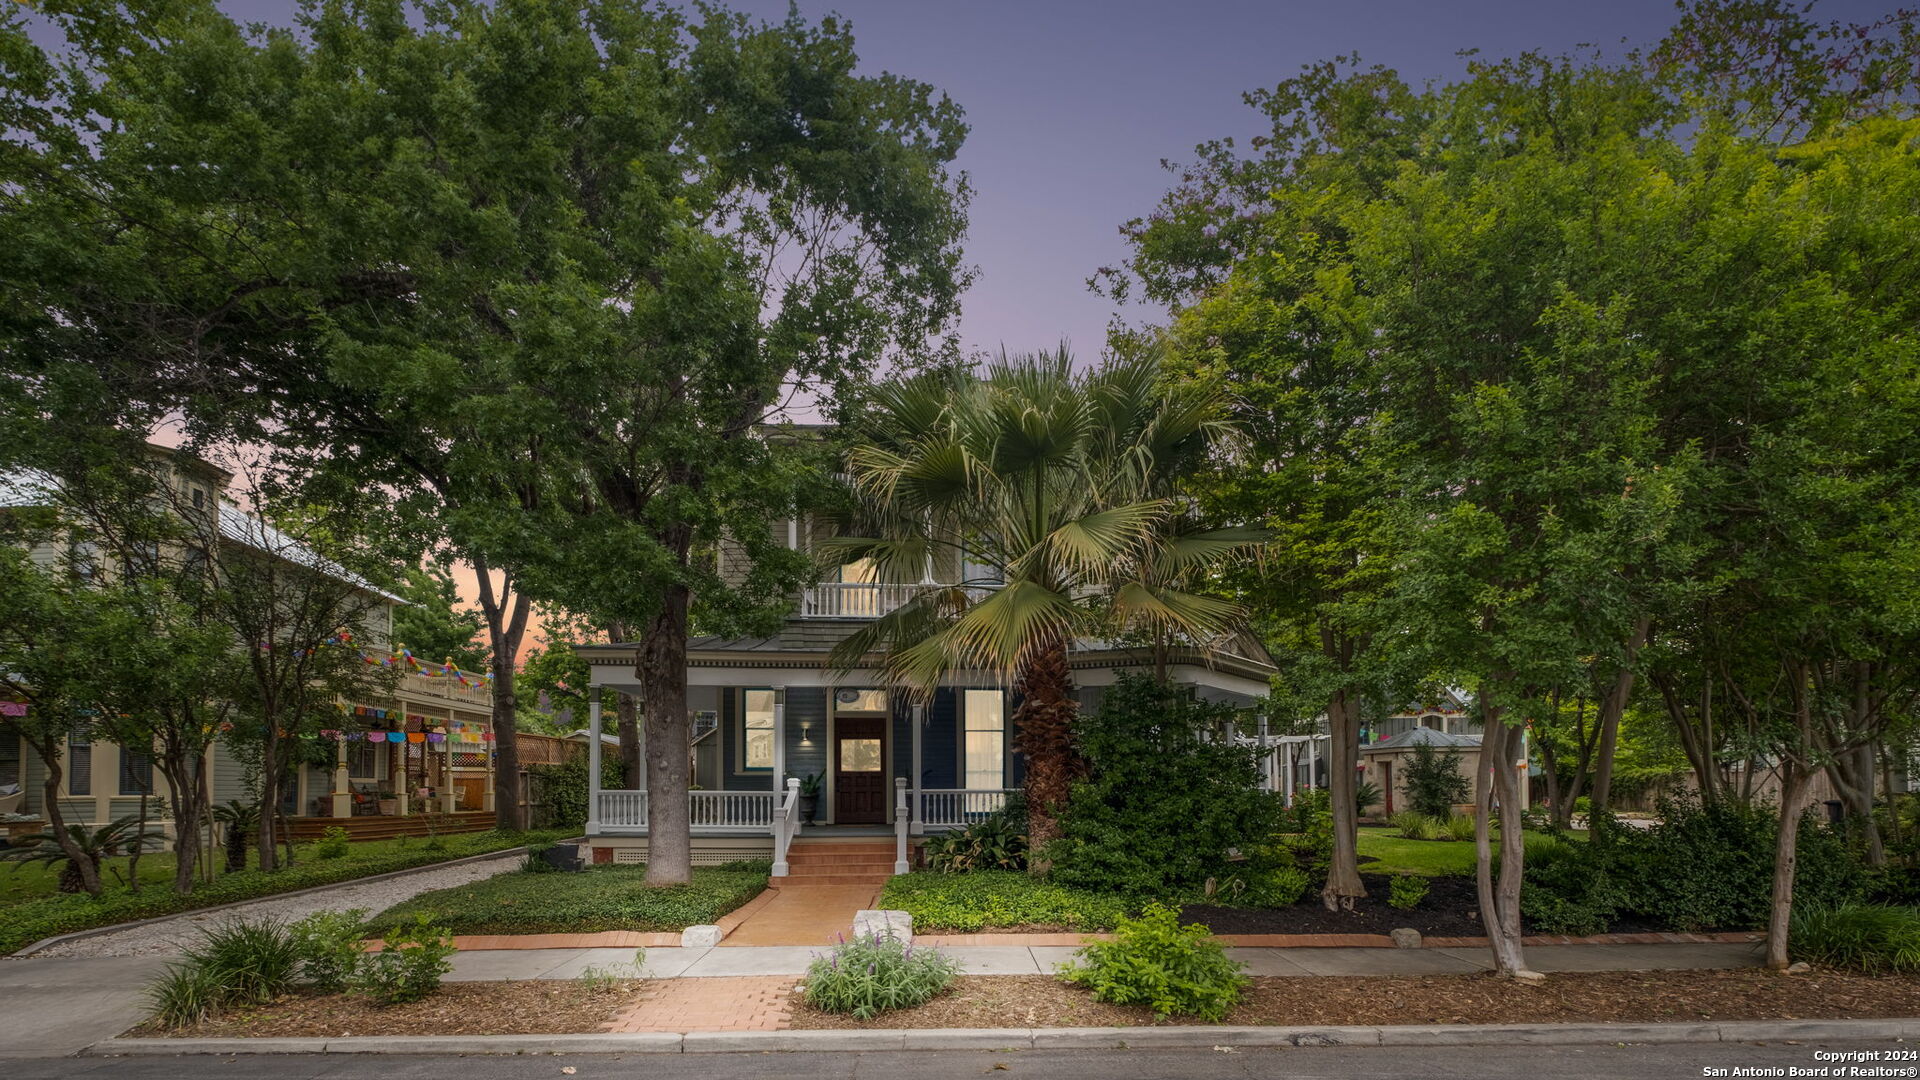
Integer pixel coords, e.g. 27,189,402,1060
134,980,642,1039
1179,873,1670,937
1179,874,1487,937
790,969,1920,1029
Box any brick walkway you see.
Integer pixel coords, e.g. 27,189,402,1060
602,976,798,1032
721,884,879,946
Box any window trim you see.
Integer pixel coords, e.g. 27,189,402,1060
960,688,1007,791
738,688,776,773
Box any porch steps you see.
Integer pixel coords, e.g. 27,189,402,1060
778,840,897,888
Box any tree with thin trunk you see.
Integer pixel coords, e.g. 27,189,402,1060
828,351,1261,867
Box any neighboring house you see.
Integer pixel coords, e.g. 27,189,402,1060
575,517,1278,875
1360,727,1487,817
0,445,499,841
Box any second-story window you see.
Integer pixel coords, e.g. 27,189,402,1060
741,689,776,771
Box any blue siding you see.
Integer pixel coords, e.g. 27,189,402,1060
784,688,828,786
923,688,958,788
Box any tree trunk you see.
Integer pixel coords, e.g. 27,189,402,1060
1766,761,1813,969
257,727,283,872
1589,618,1650,817
640,583,693,886
161,751,206,896
488,591,532,832
1013,637,1079,874
1321,688,1365,910
1473,709,1533,978
30,733,103,896
1828,743,1883,865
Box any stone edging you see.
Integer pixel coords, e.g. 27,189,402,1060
10,841,571,959
83,1017,1919,1056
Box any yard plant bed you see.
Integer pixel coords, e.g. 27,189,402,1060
789,969,1920,1029
1180,873,1485,938
366,862,770,936
135,979,639,1038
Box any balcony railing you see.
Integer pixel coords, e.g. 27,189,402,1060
398,670,494,707
798,582,1000,619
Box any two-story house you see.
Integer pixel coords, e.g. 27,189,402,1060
0,445,500,843
573,517,1278,876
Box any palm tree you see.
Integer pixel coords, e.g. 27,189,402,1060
0,814,156,893
210,799,261,873
828,348,1261,867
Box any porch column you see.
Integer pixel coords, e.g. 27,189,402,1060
1283,741,1296,805
483,738,496,812
910,701,924,834
437,741,456,813
330,740,351,818
1307,737,1319,791
585,698,603,835
772,686,787,795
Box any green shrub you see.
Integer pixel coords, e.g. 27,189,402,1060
1390,811,1441,841
144,962,227,1029
314,826,352,860
1354,779,1383,817
1248,866,1311,907
288,908,369,993
1444,814,1477,842
804,932,959,1019
1402,744,1472,820
880,870,1130,932
1061,904,1248,1021
368,863,769,935
145,917,302,1028
1282,789,1335,875
351,913,457,1005
1,830,563,957
1388,875,1429,911
1048,676,1285,896
1790,903,1920,973
527,756,625,831
520,840,559,873
923,805,1026,873
1573,795,1592,816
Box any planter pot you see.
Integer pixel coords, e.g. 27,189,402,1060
377,799,398,816
799,794,819,825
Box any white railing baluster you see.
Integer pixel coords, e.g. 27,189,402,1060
913,788,1015,830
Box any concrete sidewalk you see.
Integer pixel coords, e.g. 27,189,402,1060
439,940,1764,981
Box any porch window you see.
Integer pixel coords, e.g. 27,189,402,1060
0,729,19,787
741,689,776,771
66,733,91,795
119,747,154,795
347,741,378,779
963,689,1005,790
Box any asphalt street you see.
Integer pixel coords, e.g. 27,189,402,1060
4,1041,1906,1080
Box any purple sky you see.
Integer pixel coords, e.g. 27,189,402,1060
138,0,1911,358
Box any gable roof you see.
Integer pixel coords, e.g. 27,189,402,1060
1364,726,1482,752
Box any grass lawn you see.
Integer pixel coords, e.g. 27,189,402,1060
1357,826,1588,877
367,861,772,936
880,870,1132,933
0,829,564,956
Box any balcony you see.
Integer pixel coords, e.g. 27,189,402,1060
397,669,494,708
797,582,1000,619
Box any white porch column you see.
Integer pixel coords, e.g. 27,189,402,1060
1283,741,1296,805
1307,737,1319,791
586,698,603,835
772,686,787,796
893,777,910,875
330,740,351,818
910,701,925,834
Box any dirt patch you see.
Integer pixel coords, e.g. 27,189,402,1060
134,980,640,1038
790,969,1920,1029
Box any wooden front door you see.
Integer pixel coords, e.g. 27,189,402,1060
1380,761,1393,815
833,717,886,824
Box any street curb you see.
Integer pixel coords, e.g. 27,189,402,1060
80,1017,1920,1056
9,841,574,958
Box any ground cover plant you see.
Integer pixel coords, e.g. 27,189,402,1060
880,870,1132,932
804,932,959,1019
1,830,561,955
1789,903,1920,974
367,861,769,935
1060,904,1248,1021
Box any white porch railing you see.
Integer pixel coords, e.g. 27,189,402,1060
916,788,1016,830
799,582,921,618
772,778,800,876
595,790,779,832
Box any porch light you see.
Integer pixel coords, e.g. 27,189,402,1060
800,720,813,746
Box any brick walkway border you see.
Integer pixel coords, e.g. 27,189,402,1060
913,930,1765,949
